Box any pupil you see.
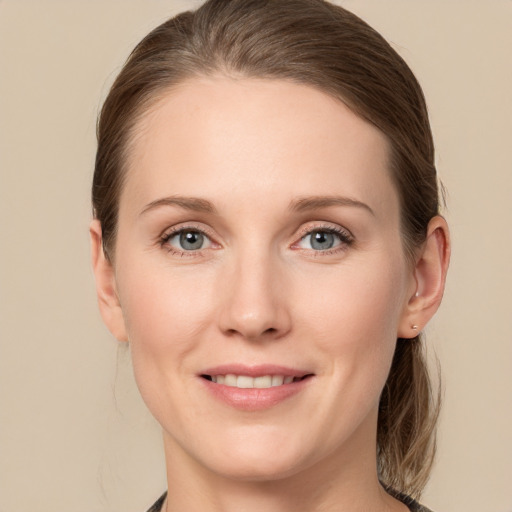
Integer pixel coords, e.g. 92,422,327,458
311,230,334,250
180,231,203,250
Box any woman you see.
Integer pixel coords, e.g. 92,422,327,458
90,0,450,511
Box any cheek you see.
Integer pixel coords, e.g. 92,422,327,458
293,256,406,391
114,255,216,384
114,265,220,434
291,259,407,445
118,256,214,341
296,256,405,340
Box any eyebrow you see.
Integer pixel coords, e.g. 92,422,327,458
139,194,374,217
139,196,217,216
290,195,375,216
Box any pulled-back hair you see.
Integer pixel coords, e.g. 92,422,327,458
93,0,441,499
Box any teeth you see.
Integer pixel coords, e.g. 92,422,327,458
254,376,272,388
271,375,284,386
237,375,254,388
224,374,237,386
208,374,301,388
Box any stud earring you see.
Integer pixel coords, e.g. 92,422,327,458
411,324,419,331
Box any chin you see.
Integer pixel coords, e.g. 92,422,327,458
211,455,307,483
197,429,315,482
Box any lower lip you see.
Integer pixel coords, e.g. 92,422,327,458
200,377,313,411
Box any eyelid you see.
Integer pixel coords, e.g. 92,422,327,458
159,223,220,254
294,222,354,241
157,221,353,256
160,222,214,240
291,222,355,253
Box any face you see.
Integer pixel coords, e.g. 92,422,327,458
110,76,417,481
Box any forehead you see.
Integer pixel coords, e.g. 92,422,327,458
121,76,398,221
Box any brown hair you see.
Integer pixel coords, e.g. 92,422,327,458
93,0,441,499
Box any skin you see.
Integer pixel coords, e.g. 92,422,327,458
91,76,449,512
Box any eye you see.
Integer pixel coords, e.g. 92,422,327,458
295,227,353,252
163,229,212,252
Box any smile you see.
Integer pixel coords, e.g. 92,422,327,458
202,374,309,388
199,366,314,411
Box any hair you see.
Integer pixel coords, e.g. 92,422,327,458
93,0,441,499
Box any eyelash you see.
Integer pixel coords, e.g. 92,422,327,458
159,223,354,258
293,224,354,256
159,224,215,258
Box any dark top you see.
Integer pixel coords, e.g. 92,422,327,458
146,491,433,512
146,493,166,512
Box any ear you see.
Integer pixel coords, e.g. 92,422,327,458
398,215,451,338
89,220,128,342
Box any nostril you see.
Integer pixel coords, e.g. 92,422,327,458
224,326,279,340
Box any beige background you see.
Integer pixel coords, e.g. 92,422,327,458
1,1,511,511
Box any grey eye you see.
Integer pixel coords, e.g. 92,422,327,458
164,229,211,251
296,228,348,252
178,230,205,250
309,230,336,250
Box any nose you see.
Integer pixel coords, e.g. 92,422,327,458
217,249,292,342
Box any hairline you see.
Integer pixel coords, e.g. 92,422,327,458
110,70,415,265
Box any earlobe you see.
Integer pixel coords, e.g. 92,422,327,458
398,216,450,338
89,220,128,342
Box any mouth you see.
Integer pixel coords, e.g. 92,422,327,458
200,373,313,388
198,365,314,411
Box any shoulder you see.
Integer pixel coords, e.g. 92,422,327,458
146,492,167,512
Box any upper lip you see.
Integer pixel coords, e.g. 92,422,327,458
200,364,313,378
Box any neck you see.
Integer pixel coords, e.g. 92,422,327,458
161,429,408,512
